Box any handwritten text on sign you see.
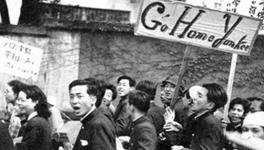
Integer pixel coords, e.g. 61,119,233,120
135,0,261,55
0,37,43,81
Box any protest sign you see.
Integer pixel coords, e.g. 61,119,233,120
135,0,261,55
0,37,43,81
186,0,264,35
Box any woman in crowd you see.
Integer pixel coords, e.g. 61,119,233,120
15,85,51,150
224,97,250,149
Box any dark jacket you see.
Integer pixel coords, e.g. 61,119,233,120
147,102,165,134
17,116,51,150
73,109,116,150
114,96,130,136
129,116,157,150
0,120,14,150
189,111,224,150
224,122,243,150
98,106,115,124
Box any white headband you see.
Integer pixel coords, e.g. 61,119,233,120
243,111,264,127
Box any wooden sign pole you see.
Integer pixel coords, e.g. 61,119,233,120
170,45,192,110
224,53,238,120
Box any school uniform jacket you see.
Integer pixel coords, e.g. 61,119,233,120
73,109,116,150
114,96,130,136
189,111,224,150
129,116,157,150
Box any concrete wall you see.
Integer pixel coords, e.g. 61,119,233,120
0,25,264,111
79,31,264,100
0,27,80,110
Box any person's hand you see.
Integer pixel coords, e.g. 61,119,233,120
221,119,228,129
164,107,175,123
164,121,183,132
13,136,22,145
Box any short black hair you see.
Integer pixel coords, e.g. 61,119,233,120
128,90,151,113
229,97,250,115
8,80,26,96
135,80,156,100
246,97,264,102
69,79,102,107
104,83,117,101
202,83,227,112
117,75,136,87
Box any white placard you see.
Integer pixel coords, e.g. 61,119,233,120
135,0,261,55
0,37,43,81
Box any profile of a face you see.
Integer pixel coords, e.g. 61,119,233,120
4,84,17,103
186,85,210,113
101,89,113,107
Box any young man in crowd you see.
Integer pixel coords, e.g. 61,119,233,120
114,75,136,136
127,90,157,150
100,83,117,114
69,79,116,150
136,80,165,135
159,76,188,150
160,75,184,107
169,83,227,150
98,82,117,123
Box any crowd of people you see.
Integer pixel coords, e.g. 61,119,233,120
1,75,264,150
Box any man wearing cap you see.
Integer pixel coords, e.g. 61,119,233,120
160,75,184,108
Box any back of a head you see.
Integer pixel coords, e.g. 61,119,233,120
69,79,102,107
117,75,136,87
135,80,156,100
128,90,151,113
202,83,227,112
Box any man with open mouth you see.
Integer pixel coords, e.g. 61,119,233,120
69,78,116,150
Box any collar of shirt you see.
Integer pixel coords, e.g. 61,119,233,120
131,115,149,127
193,110,211,121
27,111,38,121
80,105,96,122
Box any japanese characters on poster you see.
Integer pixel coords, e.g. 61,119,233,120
0,37,43,81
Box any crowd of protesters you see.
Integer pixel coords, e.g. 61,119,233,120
0,75,264,150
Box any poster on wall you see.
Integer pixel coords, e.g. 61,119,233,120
135,0,261,55
0,37,43,81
